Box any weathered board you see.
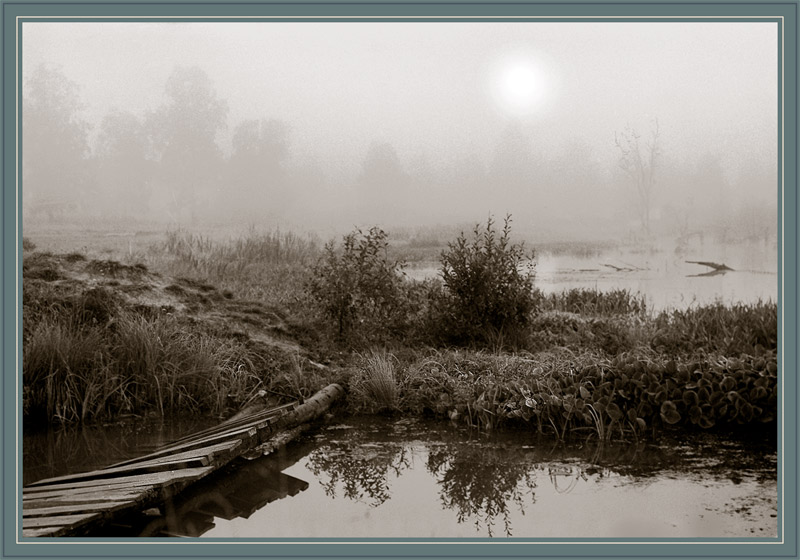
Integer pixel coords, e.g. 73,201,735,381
21,383,344,538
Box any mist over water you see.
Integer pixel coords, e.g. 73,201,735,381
22,22,778,248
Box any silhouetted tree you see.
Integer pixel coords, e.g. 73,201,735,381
614,119,661,235
22,64,91,219
150,66,227,223
228,118,290,219
94,109,152,216
356,142,409,224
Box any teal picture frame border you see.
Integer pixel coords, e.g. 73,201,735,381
1,1,796,558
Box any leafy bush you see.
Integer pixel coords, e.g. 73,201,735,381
306,227,408,344
436,215,538,346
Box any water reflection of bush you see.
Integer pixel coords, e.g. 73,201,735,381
307,444,410,507
427,443,537,537
303,424,777,537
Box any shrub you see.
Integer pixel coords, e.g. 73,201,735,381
22,237,36,252
306,227,407,344
436,215,538,346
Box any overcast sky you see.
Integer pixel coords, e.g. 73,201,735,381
23,22,776,165
21,21,778,235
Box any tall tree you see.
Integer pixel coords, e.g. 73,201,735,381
228,118,290,219
22,64,91,218
614,120,661,235
149,66,227,223
356,142,409,224
95,110,152,216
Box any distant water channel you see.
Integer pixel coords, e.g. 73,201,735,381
405,240,778,311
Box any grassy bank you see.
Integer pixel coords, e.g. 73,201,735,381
21,228,778,442
21,243,335,425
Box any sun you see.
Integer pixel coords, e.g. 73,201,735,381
491,56,552,118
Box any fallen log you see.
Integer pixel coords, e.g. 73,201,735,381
266,383,344,437
686,260,734,271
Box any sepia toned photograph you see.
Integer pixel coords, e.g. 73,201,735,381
18,17,780,542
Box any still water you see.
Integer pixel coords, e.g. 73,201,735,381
189,417,776,539
22,415,220,486
24,415,777,539
405,240,778,312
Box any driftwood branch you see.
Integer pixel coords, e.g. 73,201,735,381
686,261,734,272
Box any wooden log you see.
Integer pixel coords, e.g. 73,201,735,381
266,383,344,442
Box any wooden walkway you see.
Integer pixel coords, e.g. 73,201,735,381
22,384,344,538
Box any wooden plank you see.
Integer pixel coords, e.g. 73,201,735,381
162,418,271,451
27,439,243,489
23,527,67,538
25,457,210,487
26,440,231,488
120,440,241,469
165,402,295,447
25,489,145,506
24,487,148,503
24,501,131,518
169,419,277,452
218,401,298,427
23,512,100,529
24,467,214,494
22,385,343,538
108,426,259,469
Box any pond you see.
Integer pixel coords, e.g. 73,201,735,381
100,416,777,539
404,239,778,312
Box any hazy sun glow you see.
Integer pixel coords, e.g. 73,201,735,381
491,56,551,117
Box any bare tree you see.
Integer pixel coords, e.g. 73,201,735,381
614,120,661,235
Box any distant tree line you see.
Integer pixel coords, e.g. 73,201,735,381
22,63,777,243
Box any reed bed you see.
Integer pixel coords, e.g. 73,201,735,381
22,276,269,424
145,228,320,309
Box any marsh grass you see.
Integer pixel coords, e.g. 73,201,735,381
541,288,647,316
269,353,333,401
23,310,267,423
351,345,778,440
349,350,400,413
652,300,777,355
146,228,320,309
22,269,273,424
